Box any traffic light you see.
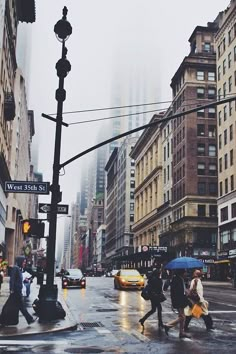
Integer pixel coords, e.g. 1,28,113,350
22,219,45,238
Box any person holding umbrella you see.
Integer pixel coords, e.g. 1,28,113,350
164,268,191,338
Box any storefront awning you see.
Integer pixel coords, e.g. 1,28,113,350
214,259,230,264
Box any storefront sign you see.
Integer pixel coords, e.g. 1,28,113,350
228,249,236,259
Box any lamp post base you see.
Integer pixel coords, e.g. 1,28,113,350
34,284,66,322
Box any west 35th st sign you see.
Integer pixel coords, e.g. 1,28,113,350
5,181,50,194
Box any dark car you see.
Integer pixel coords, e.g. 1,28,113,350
62,269,86,289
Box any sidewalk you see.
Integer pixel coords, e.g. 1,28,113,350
0,277,77,338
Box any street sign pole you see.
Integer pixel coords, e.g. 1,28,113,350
38,7,72,322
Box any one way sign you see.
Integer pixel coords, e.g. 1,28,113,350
38,203,69,215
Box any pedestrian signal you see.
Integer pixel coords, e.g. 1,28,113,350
22,219,45,238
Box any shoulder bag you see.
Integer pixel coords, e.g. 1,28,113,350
188,278,200,303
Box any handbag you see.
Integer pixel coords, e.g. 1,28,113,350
188,279,200,303
153,292,167,303
192,303,203,318
141,285,150,300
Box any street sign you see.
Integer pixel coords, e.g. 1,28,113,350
38,203,69,215
5,181,50,194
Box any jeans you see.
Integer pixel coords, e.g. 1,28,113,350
13,292,33,324
141,298,163,326
185,313,213,330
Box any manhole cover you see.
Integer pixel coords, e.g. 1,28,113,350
96,309,118,312
78,322,104,328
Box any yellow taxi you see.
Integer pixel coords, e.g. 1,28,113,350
114,269,145,290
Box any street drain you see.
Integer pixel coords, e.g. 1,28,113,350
78,322,104,328
65,348,104,353
96,309,118,312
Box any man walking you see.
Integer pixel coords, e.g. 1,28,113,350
9,256,36,325
164,269,191,338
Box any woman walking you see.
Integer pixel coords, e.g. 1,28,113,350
184,269,214,331
139,269,164,329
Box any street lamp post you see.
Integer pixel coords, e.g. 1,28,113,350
38,7,72,321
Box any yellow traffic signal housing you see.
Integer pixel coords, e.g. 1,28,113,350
22,219,45,238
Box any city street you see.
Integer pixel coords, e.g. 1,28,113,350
1,277,236,353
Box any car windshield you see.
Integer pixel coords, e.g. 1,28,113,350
120,270,140,276
66,269,83,277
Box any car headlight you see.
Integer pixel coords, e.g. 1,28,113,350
120,278,126,283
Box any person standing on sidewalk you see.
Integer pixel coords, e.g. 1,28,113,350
164,269,191,338
9,256,36,325
139,268,165,329
184,269,214,331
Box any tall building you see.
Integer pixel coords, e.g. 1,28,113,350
161,22,219,278
215,0,236,279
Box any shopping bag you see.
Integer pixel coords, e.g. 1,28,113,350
0,293,19,325
192,303,203,319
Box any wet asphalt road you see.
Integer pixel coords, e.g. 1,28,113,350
1,277,236,353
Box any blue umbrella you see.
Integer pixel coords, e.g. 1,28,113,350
164,256,204,270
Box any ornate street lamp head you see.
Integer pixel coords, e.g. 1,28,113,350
54,6,72,42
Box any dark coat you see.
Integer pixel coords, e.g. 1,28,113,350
170,274,189,309
9,265,23,295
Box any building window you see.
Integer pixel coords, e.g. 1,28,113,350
130,214,134,222
231,175,234,191
209,163,217,176
223,59,226,74
218,111,222,126
219,134,222,149
234,46,236,61
208,125,216,137
232,202,236,218
223,82,226,97
220,181,223,196
209,182,217,195
197,108,205,117
130,203,134,211
218,66,221,81
219,158,222,172
209,205,217,217
131,159,135,166
221,206,228,222
229,76,232,92
224,129,227,145
208,72,215,81
228,52,232,68
197,71,204,80
197,124,205,136
198,205,206,217
208,88,216,99
198,182,206,195
130,180,135,188
204,43,211,52
130,192,134,199
230,124,233,140
225,178,228,194
209,144,216,157
197,163,205,175
229,101,233,116
197,143,205,156
230,149,233,166
130,169,135,177
224,105,227,120
208,107,216,118
225,153,228,170
197,87,205,98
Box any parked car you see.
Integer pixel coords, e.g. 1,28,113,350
62,269,86,289
114,269,145,290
